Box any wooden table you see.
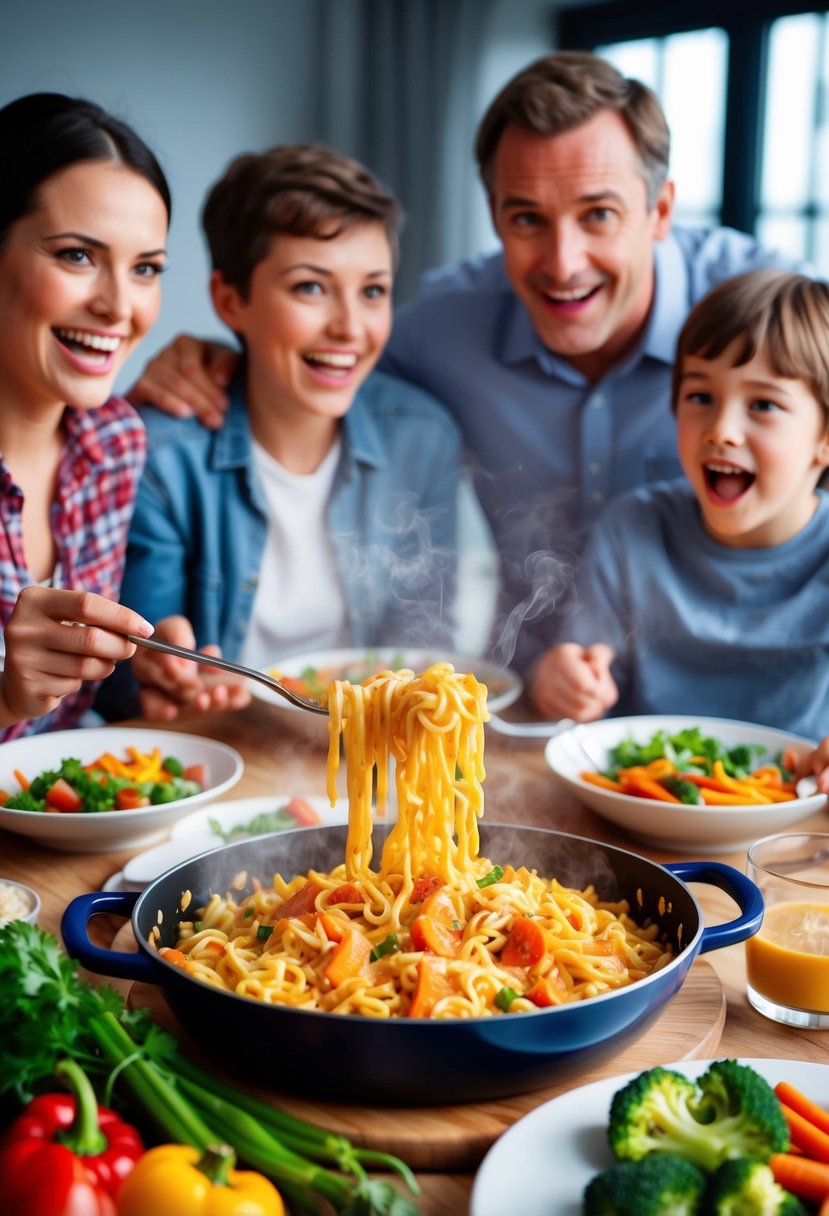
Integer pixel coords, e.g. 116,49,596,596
3,700,829,1215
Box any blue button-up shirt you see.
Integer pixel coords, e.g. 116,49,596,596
381,226,807,670
96,369,460,720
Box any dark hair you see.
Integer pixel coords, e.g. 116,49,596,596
475,51,670,207
202,143,400,297
672,270,829,424
0,92,171,247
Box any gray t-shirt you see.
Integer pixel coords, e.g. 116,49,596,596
550,480,829,740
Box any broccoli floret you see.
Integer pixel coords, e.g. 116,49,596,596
608,1066,713,1167
694,1060,790,1165
608,1062,789,1173
3,788,46,812
583,1153,706,1215
704,1157,806,1215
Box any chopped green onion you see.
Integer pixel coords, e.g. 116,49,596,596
369,933,398,962
243,908,255,919
477,865,505,889
495,986,518,1011
257,924,274,940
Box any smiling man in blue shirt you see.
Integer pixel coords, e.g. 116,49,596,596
130,52,806,673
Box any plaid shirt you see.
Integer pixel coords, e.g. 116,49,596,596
0,397,146,740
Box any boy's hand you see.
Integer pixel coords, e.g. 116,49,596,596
0,586,153,725
528,642,618,722
790,737,829,794
128,333,238,429
132,614,251,722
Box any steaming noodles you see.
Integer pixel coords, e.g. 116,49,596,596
162,664,673,1017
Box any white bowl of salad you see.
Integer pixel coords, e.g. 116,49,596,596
0,727,243,853
545,715,826,854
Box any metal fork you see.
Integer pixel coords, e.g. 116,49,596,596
125,633,328,714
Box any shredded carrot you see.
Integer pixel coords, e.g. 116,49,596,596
581,743,799,807
12,769,29,791
618,770,681,803
581,772,624,792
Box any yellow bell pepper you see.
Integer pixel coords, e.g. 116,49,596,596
116,1142,284,1216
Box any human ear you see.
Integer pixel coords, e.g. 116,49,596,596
651,179,675,241
209,271,246,330
817,431,829,467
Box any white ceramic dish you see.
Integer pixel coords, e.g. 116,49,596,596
170,794,348,844
0,728,243,853
545,715,826,853
0,876,41,925
471,1057,827,1216
252,646,522,715
122,794,347,889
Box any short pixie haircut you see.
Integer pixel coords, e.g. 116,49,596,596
202,143,401,298
475,51,670,209
672,270,829,423
0,92,171,247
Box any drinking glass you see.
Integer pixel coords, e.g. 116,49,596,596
745,832,829,1029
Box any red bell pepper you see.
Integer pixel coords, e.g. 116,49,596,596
0,1058,144,1215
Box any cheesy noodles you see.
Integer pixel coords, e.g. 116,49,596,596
168,663,673,1017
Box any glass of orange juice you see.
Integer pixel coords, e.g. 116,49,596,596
746,832,829,1029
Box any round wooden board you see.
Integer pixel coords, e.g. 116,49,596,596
121,920,724,1169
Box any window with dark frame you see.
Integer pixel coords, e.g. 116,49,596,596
557,0,829,271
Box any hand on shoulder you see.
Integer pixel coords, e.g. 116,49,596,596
128,333,238,429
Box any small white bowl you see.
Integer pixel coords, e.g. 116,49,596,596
545,714,827,853
0,877,41,926
0,727,243,853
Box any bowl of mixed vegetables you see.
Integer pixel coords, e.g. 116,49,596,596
545,716,826,853
0,728,243,852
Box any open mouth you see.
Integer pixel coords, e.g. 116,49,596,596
54,328,121,364
703,463,756,502
540,284,602,310
303,351,359,378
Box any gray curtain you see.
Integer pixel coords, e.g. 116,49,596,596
311,0,497,300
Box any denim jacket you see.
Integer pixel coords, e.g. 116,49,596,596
97,369,460,720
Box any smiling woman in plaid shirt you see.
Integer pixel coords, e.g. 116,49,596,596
0,93,171,739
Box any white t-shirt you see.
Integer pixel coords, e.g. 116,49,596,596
236,439,348,668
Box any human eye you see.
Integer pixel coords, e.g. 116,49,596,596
682,390,713,406
583,205,618,230
362,283,389,301
507,210,543,231
56,246,92,267
750,397,782,414
291,278,324,297
134,260,166,280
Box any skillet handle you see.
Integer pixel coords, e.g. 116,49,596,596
665,861,764,953
61,891,157,982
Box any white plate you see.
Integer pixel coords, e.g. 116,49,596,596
471,1057,827,1216
169,794,347,846
0,728,243,853
252,646,522,715
545,715,826,853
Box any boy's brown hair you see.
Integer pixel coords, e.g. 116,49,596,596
672,270,829,424
474,51,670,207
202,143,400,298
